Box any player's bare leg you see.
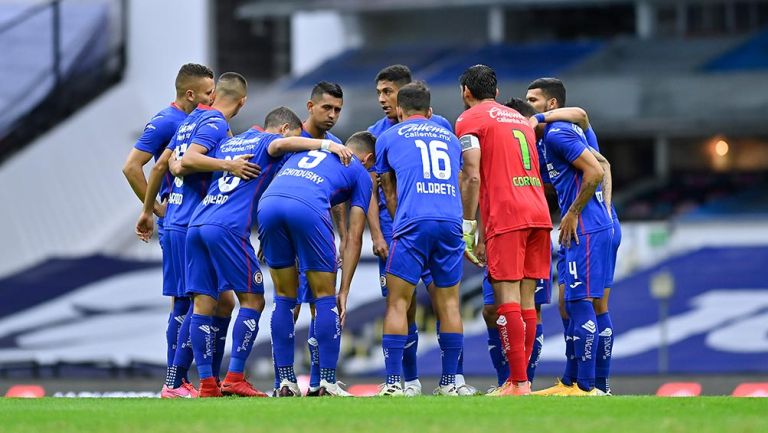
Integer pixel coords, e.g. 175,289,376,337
306,270,350,396
220,292,268,397
270,266,302,397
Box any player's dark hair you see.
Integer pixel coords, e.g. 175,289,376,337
375,64,412,88
397,81,430,114
527,78,566,107
175,63,214,95
311,81,343,101
459,64,497,100
216,72,248,99
264,106,302,130
504,97,537,118
346,131,376,154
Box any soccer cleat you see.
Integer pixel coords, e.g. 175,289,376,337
488,380,530,396
181,379,199,398
318,380,352,397
485,381,511,397
456,383,481,396
198,377,224,398
277,380,302,397
531,378,575,396
221,374,269,398
562,386,602,397
377,383,404,397
403,381,422,397
433,384,460,396
161,384,196,399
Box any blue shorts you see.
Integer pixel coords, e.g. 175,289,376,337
165,227,187,298
385,220,463,288
563,228,612,301
185,225,264,299
482,270,552,306
297,273,315,304
378,211,434,296
605,218,622,288
556,246,566,286
258,196,337,273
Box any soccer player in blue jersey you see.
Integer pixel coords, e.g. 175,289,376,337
260,131,374,398
366,65,468,396
374,82,465,397
123,63,214,398
526,80,619,394
523,78,613,396
184,107,353,397
295,81,346,396
136,72,257,397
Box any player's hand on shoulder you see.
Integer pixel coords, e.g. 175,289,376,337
135,212,154,243
227,154,261,180
330,143,353,166
169,157,183,177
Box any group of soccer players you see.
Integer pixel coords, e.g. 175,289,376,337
122,61,619,398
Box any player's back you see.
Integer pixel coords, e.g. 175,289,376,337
262,149,372,216
135,104,188,200
368,114,453,139
455,101,552,238
165,106,230,230
376,116,462,232
543,121,612,234
584,126,618,222
189,130,286,237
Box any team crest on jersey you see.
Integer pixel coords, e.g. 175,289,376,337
174,177,184,188
253,271,263,284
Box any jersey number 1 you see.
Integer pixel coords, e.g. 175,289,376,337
415,140,451,180
512,129,532,170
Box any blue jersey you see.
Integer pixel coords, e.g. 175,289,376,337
375,116,462,234
368,114,454,212
542,121,612,235
584,126,618,221
133,103,187,199
536,138,552,185
300,128,342,144
165,105,231,230
189,130,287,237
262,150,373,217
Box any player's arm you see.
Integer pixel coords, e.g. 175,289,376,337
366,173,388,259
459,135,482,265
122,148,164,216
589,148,613,217
136,148,173,241
530,107,589,131
173,143,261,179
379,171,397,219
560,149,604,248
332,203,348,262
268,137,353,164
337,205,366,328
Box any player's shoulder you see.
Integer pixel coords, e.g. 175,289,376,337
430,113,454,132
367,117,392,137
325,131,343,144
546,121,586,140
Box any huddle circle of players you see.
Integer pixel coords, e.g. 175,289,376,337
124,62,619,398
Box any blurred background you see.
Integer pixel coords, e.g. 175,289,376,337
0,0,766,396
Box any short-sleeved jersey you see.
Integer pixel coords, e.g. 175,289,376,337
300,128,342,144
536,138,552,185
584,126,618,221
261,150,373,217
189,130,287,237
542,121,612,235
164,105,231,230
455,101,552,238
133,103,187,200
375,116,462,234
368,114,454,212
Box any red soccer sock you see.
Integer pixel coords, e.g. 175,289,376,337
522,309,538,369
496,302,527,383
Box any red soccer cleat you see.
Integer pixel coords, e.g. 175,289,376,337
198,377,224,398
221,372,269,398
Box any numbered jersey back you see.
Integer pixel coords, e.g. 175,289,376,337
455,101,552,237
375,117,463,232
262,149,372,217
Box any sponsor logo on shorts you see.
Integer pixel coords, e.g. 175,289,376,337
570,281,583,289
254,272,263,284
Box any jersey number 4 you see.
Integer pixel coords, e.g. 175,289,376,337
415,140,451,180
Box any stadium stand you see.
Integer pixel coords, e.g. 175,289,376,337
704,29,768,72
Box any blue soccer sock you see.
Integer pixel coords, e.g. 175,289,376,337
487,327,509,386
438,333,463,386
315,296,341,384
271,296,297,384
190,314,214,380
568,300,597,392
308,318,320,388
560,319,577,386
527,324,544,383
402,323,419,382
210,315,231,380
228,308,261,374
562,317,569,333
167,303,194,388
166,297,190,367
383,334,407,385
595,312,614,393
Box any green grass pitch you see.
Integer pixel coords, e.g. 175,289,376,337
1,396,766,433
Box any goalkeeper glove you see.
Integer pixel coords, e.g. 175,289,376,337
462,219,480,265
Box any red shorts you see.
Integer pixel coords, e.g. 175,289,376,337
486,228,551,281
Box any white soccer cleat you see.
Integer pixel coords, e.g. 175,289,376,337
433,384,460,396
318,380,352,397
456,383,480,396
277,379,301,397
403,380,422,397
377,383,404,396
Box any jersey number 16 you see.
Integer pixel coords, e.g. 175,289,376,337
415,140,451,180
